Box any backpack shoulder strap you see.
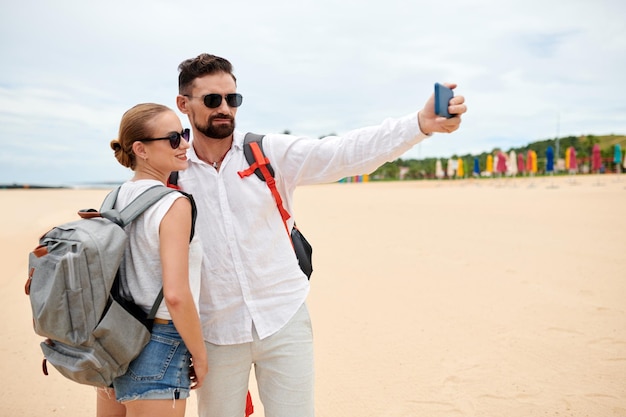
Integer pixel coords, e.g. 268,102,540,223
100,185,197,240
100,185,176,227
100,186,121,212
241,133,275,180
238,134,290,226
167,171,180,189
119,185,178,226
175,190,198,242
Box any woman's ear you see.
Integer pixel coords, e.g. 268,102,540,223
132,141,147,161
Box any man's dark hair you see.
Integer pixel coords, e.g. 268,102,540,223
178,53,237,95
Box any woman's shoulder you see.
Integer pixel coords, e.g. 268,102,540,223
117,179,165,204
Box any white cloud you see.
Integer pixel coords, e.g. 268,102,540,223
1,0,625,184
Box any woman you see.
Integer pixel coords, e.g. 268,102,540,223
97,103,208,417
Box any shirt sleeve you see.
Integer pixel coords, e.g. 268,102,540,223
263,112,427,188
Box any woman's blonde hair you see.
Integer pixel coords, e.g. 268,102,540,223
110,103,171,169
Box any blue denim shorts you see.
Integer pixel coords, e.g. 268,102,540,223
113,321,192,403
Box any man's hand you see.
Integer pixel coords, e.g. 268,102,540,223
418,83,467,135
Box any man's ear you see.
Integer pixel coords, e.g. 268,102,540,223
176,95,188,114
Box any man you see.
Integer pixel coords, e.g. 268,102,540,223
175,53,467,417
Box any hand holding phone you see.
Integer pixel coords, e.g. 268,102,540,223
434,82,454,118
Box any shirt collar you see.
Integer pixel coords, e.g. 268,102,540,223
187,130,244,165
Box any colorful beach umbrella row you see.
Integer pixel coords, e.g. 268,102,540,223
436,144,624,178
474,150,538,175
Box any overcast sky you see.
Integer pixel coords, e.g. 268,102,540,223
1,0,624,186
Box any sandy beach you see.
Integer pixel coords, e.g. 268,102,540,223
2,174,625,416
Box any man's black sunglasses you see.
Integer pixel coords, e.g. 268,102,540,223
185,93,243,109
139,129,190,149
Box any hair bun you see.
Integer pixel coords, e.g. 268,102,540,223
110,139,122,151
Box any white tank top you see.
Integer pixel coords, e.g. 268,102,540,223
115,179,202,320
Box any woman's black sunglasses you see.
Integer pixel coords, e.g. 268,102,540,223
139,128,190,149
185,93,243,109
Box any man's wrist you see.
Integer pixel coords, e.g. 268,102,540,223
417,112,433,136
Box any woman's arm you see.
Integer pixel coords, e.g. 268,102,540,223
159,196,208,389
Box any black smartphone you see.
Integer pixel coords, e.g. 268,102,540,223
434,82,454,118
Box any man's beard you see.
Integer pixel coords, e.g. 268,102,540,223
196,113,235,139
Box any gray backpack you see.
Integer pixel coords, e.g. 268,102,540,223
25,185,194,387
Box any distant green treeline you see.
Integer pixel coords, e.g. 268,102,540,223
370,134,626,180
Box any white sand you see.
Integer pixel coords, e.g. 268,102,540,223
2,174,625,416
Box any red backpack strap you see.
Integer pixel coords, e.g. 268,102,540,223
238,133,312,279
238,136,292,237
